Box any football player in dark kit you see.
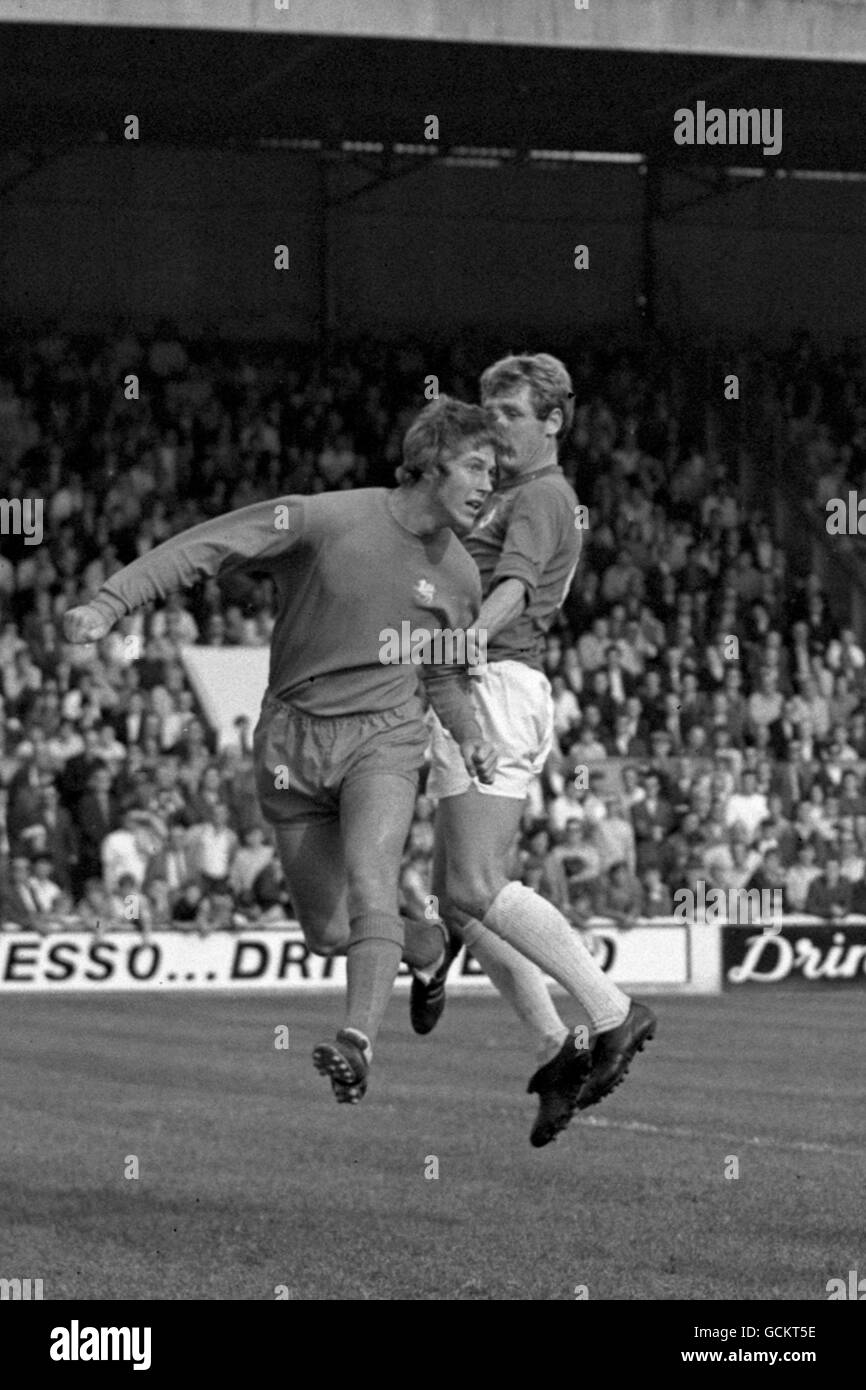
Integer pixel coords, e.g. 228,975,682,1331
65,396,501,1104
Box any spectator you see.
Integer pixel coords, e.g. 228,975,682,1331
145,820,195,897
95,721,127,772
101,809,152,891
201,887,243,932
641,867,673,918
519,826,568,911
171,878,208,931
75,877,113,931
568,721,608,765
598,861,644,929
804,857,852,920
106,873,153,933
189,803,238,890
746,847,788,901
706,826,762,893
27,855,66,919
17,782,78,890
619,763,646,811
185,762,225,823
547,779,587,836
610,710,647,758
550,675,580,739
595,795,637,874
837,769,866,818
837,830,866,884
724,770,769,844
800,782,837,843
576,616,610,673
747,667,784,739
549,819,603,907
251,855,293,920
1,856,41,929
228,824,274,903
632,773,675,873
755,796,797,863
76,765,120,885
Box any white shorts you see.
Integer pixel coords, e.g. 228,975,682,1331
427,660,554,801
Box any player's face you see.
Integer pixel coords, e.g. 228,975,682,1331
432,443,496,534
482,383,559,476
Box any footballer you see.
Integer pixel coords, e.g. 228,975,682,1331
413,354,657,1145
64,396,501,1105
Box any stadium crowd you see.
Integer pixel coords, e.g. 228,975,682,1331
1,323,866,936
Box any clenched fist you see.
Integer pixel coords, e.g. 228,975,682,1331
63,604,113,645
459,739,498,786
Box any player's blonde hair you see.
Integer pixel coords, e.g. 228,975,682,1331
396,394,510,486
480,352,575,438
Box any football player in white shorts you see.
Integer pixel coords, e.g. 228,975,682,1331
412,354,657,1146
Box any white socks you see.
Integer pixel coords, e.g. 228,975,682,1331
479,881,630,1034
461,919,569,1066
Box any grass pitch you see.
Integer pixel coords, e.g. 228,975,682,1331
1,988,863,1300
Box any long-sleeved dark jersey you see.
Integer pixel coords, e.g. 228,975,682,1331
90,489,483,742
464,465,582,669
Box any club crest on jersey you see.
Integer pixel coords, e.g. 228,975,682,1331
413,578,436,606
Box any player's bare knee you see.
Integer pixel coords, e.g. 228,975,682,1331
447,868,499,922
346,873,394,919
301,919,349,957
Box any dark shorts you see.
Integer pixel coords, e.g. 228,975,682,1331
253,693,428,826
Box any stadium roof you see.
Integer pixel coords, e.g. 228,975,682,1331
5,0,866,63
1,9,866,175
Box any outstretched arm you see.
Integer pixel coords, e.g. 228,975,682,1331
63,495,305,641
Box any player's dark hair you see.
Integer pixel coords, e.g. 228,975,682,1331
396,394,509,485
480,352,575,438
